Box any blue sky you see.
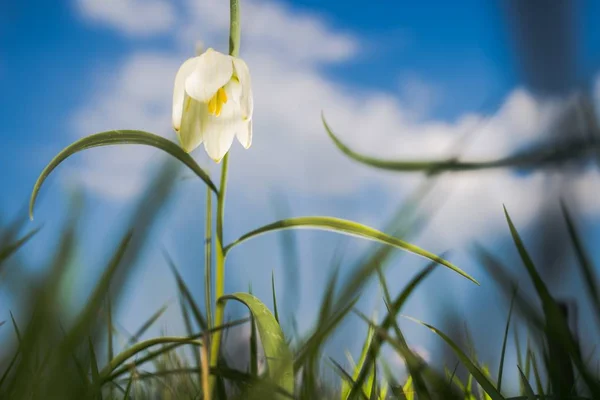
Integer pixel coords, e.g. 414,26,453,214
2,0,600,389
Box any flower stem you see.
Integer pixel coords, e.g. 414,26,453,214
204,186,213,331
209,150,230,388
208,0,240,394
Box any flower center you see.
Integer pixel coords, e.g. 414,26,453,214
208,87,228,117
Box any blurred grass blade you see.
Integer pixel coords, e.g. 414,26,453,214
341,323,374,399
107,296,113,363
402,376,413,400
322,114,598,173
271,271,280,324
250,314,258,376
61,232,133,351
517,366,536,400
88,338,101,398
218,293,294,399
503,207,599,396
328,358,368,400
349,263,437,399
0,228,40,266
9,312,22,344
225,216,477,284
294,297,358,370
128,302,170,345
123,374,134,400
497,289,516,393
0,350,20,390
106,318,249,381
405,316,505,400
164,250,208,331
560,200,600,325
529,351,545,399
29,129,218,219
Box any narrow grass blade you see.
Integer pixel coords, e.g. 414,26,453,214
328,358,368,400
349,263,437,399
9,312,21,344
123,374,134,400
0,349,20,390
503,207,599,396
29,129,217,219
561,200,600,326
104,318,248,381
0,228,41,266
164,250,208,331
405,316,505,400
341,323,374,399
368,358,378,400
88,338,102,398
128,302,170,345
107,296,114,363
517,366,536,400
61,233,132,352
250,315,258,376
497,289,516,393
294,297,358,370
225,216,477,284
218,293,294,399
529,351,545,400
271,271,280,324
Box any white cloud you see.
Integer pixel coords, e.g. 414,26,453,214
180,0,357,65
68,0,600,242
76,0,176,36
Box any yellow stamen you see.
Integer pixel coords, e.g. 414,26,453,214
208,96,217,115
217,87,228,104
207,87,228,116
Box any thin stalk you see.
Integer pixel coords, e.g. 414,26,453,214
205,187,213,330
209,0,240,393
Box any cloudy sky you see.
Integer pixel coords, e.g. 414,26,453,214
2,0,600,388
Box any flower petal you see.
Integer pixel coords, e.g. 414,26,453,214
232,57,253,119
236,119,252,149
177,95,205,153
201,101,245,162
185,48,234,103
173,57,200,130
203,123,237,163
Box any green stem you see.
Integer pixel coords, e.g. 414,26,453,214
208,0,240,393
209,152,230,383
204,187,213,331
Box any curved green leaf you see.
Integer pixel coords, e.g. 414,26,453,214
29,130,218,219
322,114,595,173
219,293,294,399
405,316,505,400
225,216,477,285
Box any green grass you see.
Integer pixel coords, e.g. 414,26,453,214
4,167,600,399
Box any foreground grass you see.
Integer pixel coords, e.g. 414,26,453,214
1,164,599,399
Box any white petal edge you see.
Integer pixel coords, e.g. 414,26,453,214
177,95,205,153
236,119,252,149
232,57,253,119
185,48,234,103
173,57,200,130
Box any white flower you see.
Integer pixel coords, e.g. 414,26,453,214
172,48,253,162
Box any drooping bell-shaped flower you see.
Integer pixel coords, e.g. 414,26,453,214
172,48,253,162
